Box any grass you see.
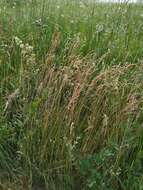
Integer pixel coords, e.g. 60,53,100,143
1,0,143,189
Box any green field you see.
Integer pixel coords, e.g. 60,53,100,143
1,0,143,189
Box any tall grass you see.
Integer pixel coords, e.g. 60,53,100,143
1,0,143,189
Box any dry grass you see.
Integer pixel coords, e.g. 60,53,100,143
1,1,143,189
1,31,142,189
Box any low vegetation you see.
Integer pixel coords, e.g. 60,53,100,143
0,0,143,189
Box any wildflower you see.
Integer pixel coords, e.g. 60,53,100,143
34,18,42,27
70,20,74,24
96,24,104,33
92,62,96,67
79,1,85,8
61,14,65,18
14,36,22,46
20,44,24,49
25,44,33,52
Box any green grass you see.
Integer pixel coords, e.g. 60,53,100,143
1,0,143,189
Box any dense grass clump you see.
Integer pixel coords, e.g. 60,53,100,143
1,0,143,189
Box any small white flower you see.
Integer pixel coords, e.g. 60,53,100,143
20,44,24,49
35,18,42,26
70,20,74,24
14,36,22,46
79,1,85,8
96,24,104,33
61,14,65,18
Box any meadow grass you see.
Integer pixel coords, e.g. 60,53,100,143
1,0,143,189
